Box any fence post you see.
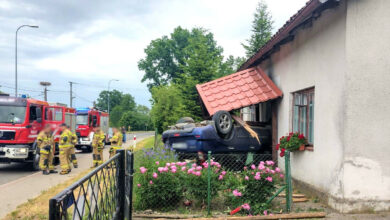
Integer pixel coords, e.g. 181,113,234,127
154,129,158,149
117,149,126,220
207,151,211,216
285,151,292,212
128,151,134,220
48,198,59,220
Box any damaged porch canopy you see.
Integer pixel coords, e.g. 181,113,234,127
196,67,283,116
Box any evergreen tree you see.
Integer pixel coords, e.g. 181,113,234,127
242,0,273,58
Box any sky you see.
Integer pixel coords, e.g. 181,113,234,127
0,0,308,108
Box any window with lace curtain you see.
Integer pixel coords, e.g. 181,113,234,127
292,88,314,145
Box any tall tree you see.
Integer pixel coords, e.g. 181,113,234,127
242,0,273,58
95,90,123,112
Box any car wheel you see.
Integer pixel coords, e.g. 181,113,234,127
31,153,40,171
177,117,195,124
213,110,233,135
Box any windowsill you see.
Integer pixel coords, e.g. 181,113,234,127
305,145,314,151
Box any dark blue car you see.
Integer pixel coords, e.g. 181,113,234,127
162,111,272,155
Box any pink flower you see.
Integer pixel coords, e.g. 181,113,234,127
216,164,221,168
265,168,270,173
254,175,261,180
171,162,176,166
137,184,141,187
140,167,147,174
203,163,209,168
157,167,164,173
263,210,268,216
187,168,193,174
155,161,159,165
275,167,281,173
232,189,242,197
258,164,265,170
241,203,251,210
192,163,197,168
260,161,265,165
266,161,274,166
251,164,256,170
171,165,177,170
256,172,260,176
280,174,284,178
152,172,158,179
171,169,177,173
218,175,223,180
195,171,201,176
270,170,275,174
221,171,227,176
163,167,169,172
149,180,153,184
196,166,202,171
166,163,171,167
181,166,187,171
244,176,249,181
244,166,247,170
266,176,273,182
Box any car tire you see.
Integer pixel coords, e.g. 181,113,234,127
213,110,233,136
31,153,40,171
177,117,195,124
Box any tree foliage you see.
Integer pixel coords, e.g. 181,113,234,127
139,26,242,132
95,90,152,131
242,0,273,58
150,85,189,133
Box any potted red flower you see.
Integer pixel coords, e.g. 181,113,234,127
276,133,307,157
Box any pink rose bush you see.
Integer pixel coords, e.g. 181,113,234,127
135,146,283,215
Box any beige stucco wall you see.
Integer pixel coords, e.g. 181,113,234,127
338,0,390,212
259,0,348,208
257,0,390,212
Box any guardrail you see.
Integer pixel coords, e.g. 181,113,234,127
49,150,133,220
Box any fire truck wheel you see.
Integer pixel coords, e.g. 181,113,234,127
31,154,40,171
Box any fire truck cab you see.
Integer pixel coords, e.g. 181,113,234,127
0,95,76,170
75,107,109,152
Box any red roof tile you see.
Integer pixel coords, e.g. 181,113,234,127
196,67,282,116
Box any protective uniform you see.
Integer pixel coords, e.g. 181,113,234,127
69,131,78,168
37,130,55,173
109,131,123,158
59,128,73,174
92,130,105,167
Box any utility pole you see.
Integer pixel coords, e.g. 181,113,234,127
69,81,76,107
39,81,51,101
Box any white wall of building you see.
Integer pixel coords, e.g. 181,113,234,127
339,0,390,212
257,0,390,212
259,1,349,210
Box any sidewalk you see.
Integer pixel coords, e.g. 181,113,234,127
0,134,152,219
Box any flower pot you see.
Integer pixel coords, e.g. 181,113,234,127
299,144,305,151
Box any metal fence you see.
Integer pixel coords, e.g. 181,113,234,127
49,150,133,220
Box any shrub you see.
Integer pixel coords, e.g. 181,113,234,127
183,161,223,204
223,161,283,215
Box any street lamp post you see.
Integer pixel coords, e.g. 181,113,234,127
15,25,39,97
107,79,119,114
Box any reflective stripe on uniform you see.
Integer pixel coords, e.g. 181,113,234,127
59,144,73,148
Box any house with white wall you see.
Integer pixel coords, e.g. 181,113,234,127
198,0,390,213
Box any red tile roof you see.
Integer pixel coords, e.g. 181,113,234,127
196,67,282,116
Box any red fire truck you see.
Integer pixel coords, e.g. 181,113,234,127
75,107,109,152
0,95,76,170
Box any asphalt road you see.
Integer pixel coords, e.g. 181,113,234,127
0,131,153,219
0,131,153,189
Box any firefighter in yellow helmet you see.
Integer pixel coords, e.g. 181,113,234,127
91,126,105,167
67,125,78,168
37,124,57,175
59,123,73,175
109,127,123,158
